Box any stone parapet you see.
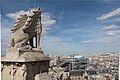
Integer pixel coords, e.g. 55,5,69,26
2,48,51,62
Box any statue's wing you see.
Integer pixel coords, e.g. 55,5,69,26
11,14,28,32
22,12,36,33
22,9,42,35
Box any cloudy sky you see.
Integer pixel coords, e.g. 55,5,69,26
1,0,120,55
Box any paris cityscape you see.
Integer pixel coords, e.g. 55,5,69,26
1,0,120,80
48,52,119,80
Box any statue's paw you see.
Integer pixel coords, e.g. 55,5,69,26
29,46,32,50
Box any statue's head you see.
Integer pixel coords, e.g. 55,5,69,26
30,7,41,14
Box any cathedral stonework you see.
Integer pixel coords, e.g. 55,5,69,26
1,7,51,80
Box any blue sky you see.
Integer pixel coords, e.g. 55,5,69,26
1,0,120,55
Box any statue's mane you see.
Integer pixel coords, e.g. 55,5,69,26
11,8,40,33
11,14,28,32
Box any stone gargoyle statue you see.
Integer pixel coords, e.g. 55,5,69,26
7,7,42,50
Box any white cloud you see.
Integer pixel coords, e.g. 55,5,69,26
97,8,120,20
41,12,56,34
61,28,89,35
82,40,93,44
101,17,120,23
41,35,80,55
62,28,81,34
6,10,56,34
110,17,120,22
106,32,115,36
1,18,12,54
106,30,120,36
81,30,120,46
96,8,120,51
6,10,29,20
100,24,120,30
97,33,119,43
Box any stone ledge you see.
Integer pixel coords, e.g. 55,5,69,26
2,48,51,62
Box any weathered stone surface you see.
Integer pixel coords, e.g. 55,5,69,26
1,60,50,80
2,48,51,62
1,7,51,80
1,7,51,63
35,73,52,80
8,7,42,50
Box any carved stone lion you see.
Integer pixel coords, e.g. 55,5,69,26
7,8,42,50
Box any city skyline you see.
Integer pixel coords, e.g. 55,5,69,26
1,0,120,55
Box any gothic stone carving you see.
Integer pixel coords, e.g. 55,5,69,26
8,7,42,50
